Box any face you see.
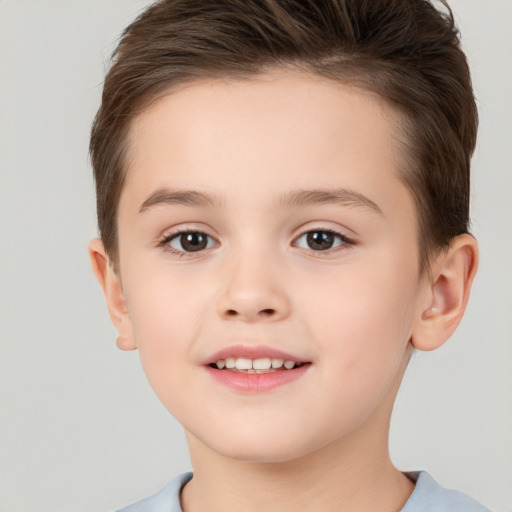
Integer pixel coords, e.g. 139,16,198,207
114,69,430,463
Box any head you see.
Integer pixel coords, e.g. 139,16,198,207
88,0,478,463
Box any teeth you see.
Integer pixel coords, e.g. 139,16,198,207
253,358,272,370
235,358,252,370
214,357,299,371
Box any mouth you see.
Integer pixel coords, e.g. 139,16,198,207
204,346,311,392
208,357,305,373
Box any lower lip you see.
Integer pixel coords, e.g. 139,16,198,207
204,364,310,393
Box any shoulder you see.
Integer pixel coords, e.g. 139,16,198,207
115,472,192,512
401,471,491,512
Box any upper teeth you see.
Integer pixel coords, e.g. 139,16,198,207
216,357,298,370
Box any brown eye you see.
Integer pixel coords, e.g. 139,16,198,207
295,230,348,252
168,231,215,253
307,231,335,250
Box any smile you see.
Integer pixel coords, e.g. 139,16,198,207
204,346,311,392
211,357,303,372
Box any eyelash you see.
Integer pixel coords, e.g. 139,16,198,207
159,228,354,258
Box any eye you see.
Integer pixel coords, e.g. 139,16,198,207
294,229,349,252
164,231,217,253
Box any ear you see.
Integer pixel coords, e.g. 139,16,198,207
411,234,479,351
88,238,137,351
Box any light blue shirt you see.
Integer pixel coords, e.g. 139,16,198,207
117,471,491,511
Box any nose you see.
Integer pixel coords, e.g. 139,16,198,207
216,252,291,323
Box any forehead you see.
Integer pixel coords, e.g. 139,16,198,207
123,69,408,215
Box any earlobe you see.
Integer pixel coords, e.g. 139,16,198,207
116,335,137,351
88,238,137,351
411,234,479,351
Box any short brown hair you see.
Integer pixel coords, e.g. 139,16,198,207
90,0,477,272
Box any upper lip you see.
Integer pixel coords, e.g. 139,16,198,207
204,344,309,366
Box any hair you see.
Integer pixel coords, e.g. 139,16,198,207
90,0,478,273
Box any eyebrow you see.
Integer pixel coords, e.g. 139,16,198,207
139,189,224,212
139,187,382,215
278,188,383,215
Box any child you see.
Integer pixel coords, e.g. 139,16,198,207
88,0,489,510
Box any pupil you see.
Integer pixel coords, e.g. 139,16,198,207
181,232,207,252
307,231,334,251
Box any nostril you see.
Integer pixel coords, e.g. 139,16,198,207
222,308,278,319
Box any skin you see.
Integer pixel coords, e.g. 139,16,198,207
89,69,478,512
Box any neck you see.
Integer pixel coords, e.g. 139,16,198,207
183,439,412,512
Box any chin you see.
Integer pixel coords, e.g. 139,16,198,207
191,423,331,464
215,444,307,464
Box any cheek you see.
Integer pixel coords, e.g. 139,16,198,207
304,258,419,400
123,271,207,404
125,263,207,337
307,255,417,336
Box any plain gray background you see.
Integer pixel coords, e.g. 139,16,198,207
0,1,511,511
